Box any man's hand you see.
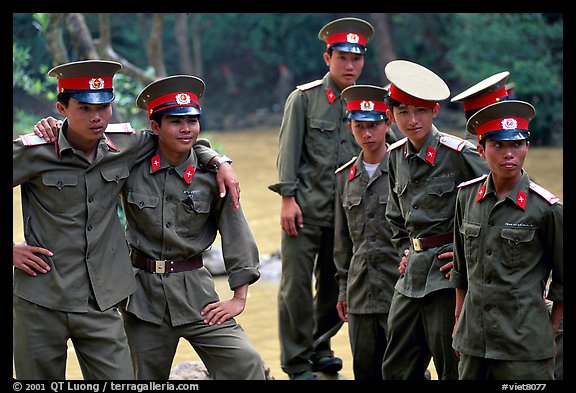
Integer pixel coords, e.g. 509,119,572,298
13,242,52,276
215,162,240,210
336,300,348,322
398,249,409,275
200,284,248,325
280,196,303,237
33,117,62,142
438,251,454,279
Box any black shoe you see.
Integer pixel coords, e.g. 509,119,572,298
289,370,318,380
312,356,343,374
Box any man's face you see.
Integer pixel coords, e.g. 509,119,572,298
478,139,529,181
324,50,364,91
151,115,200,160
56,98,113,142
388,103,438,149
348,119,390,156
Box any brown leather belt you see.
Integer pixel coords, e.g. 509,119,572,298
130,252,203,274
410,231,453,252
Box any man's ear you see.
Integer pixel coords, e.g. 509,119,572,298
56,101,66,116
476,143,485,159
150,120,161,135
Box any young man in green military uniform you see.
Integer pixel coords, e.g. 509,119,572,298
452,100,563,380
13,60,239,380
268,17,374,380
333,85,399,380
381,60,489,380
118,75,266,380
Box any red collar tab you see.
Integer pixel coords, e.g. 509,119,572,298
425,145,436,165
183,164,195,184
476,184,487,202
476,117,529,139
346,99,388,113
151,153,161,172
104,135,119,151
325,31,367,48
326,88,337,104
389,84,436,108
348,165,357,181
463,87,508,111
516,189,527,210
147,92,200,118
57,76,113,93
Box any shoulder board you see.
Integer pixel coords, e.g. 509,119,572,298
529,181,560,205
18,133,51,146
335,156,357,174
457,173,488,188
104,122,134,133
296,79,322,91
388,137,408,151
439,134,467,152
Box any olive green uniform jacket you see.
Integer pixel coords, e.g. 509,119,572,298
334,152,399,314
451,171,563,360
268,72,360,226
121,147,260,326
13,123,218,313
386,127,489,297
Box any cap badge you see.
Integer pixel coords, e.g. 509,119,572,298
360,100,374,111
501,118,518,130
346,33,360,44
89,78,105,90
175,93,191,105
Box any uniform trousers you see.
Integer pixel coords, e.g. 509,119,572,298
122,309,266,380
13,294,134,380
278,224,342,374
458,354,554,380
348,312,388,380
382,288,459,380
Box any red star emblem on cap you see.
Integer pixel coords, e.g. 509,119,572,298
326,88,336,104
183,164,195,184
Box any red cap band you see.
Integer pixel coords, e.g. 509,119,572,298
147,92,200,118
389,84,436,108
346,99,388,113
463,87,508,111
326,31,367,47
476,117,529,137
57,76,113,92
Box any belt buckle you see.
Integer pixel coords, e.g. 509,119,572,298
154,260,166,274
411,238,423,252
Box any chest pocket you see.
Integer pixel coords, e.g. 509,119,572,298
460,221,481,265
42,173,79,213
424,176,455,216
177,192,211,239
499,227,536,268
127,191,159,210
307,118,338,156
97,164,130,208
342,194,363,234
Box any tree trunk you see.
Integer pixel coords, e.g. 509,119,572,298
175,14,194,75
65,13,99,60
44,13,69,66
147,13,167,77
369,13,397,85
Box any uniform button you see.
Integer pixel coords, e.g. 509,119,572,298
485,278,491,285
370,235,376,242
341,140,346,144
168,168,174,175
368,213,374,219
484,305,491,311
166,195,172,201
139,201,144,207
488,222,494,227
87,225,92,231
368,190,373,196
88,197,93,203
486,249,492,255
166,223,171,228
57,181,62,187
413,205,418,209
115,175,119,181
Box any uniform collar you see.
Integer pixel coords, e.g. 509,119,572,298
405,125,440,164
149,148,198,184
477,170,531,210
57,119,115,160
